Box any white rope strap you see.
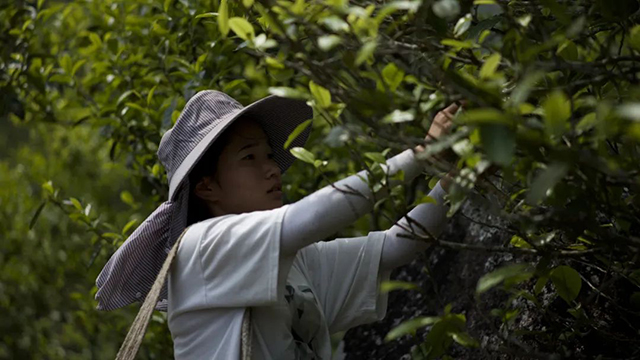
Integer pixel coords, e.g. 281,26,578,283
114,228,253,359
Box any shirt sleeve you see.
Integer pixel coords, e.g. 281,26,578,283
297,231,391,333
169,205,294,311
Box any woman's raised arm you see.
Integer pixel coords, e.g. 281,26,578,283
280,148,425,256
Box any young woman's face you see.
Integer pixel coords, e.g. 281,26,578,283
197,119,283,216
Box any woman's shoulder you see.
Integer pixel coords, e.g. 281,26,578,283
185,204,291,240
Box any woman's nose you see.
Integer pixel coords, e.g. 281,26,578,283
264,159,281,179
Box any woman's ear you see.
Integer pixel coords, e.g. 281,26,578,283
194,176,220,202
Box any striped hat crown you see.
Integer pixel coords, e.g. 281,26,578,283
157,91,242,184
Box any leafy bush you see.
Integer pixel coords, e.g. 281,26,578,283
2,0,640,358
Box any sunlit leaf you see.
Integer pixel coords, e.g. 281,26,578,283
290,147,316,164
309,81,331,108
284,119,312,149
364,152,387,164
268,87,308,100
355,40,377,66
459,108,511,125
195,12,217,20
476,264,530,294
453,14,472,38
228,17,255,41
542,91,571,137
380,280,420,293
218,0,229,37
381,62,404,91
122,219,139,235
386,316,440,341
479,53,501,79
318,35,343,51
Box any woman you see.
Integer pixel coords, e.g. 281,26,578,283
96,90,458,359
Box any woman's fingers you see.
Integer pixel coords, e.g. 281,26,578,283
442,102,460,115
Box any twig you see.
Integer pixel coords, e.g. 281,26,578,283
398,233,599,257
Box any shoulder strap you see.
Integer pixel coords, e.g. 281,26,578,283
114,227,253,359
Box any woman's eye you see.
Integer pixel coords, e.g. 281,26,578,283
242,154,255,160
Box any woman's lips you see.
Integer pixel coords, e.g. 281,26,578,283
267,184,282,193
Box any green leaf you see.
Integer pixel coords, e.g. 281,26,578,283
290,147,316,164
576,112,597,132
120,191,135,206
441,39,475,49
364,152,387,164
218,0,229,37
453,14,472,38
228,17,255,41
432,0,461,19
253,34,277,50
59,53,72,74
116,90,140,106
380,280,419,293
29,202,46,230
42,181,54,195
459,108,511,125
71,59,87,76
526,162,569,204
163,0,174,11
318,35,343,51
122,219,139,235
309,81,331,108
479,124,515,166
542,90,571,137
243,0,254,8
381,63,404,92
617,103,640,121
268,87,308,100
539,0,570,24
630,25,640,51
450,332,479,348
412,195,437,206
147,86,157,106
550,265,582,303
195,12,218,20
479,53,501,79
88,32,102,47
102,232,122,240
510,235,532,249
70,197,83,211
508,71,544,106
355,40,377,66
284,119,312,149
476,264,530,295
386,316,440,341
383,110,415,123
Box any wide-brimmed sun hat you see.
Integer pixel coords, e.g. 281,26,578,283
95,90,313,311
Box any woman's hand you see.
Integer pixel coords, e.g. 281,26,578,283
414,103,462,192
427,102,459,142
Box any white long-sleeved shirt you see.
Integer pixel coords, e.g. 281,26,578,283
168,149,449,359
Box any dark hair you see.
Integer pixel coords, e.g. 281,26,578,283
186,131,231,225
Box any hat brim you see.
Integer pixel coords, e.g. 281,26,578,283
168,95,313,200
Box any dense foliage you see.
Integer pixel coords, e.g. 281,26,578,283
2,0,640,358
